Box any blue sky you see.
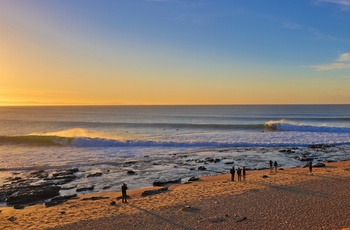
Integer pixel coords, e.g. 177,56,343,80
0,0,349,105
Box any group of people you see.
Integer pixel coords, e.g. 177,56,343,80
230,166,246,181
120,159,315,204
269,160,278,173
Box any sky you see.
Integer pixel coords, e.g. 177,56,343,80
0,0,350,105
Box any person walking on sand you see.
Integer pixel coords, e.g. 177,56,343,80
230,166,235,181
242,166,246,181
308,160,313,175
237,168,242,181
274,161,278,173
269,160,273,173
121,183,128,203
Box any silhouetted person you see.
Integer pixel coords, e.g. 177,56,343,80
308,160,313,174
274,161,278,173
242,166,246,181
269,160,273,173
230,166,235,181
237,168,242,181
121,183,128,203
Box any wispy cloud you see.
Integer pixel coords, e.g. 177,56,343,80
315,0,350,10
311,53,350,71
338,53,350,61
282,22,301,30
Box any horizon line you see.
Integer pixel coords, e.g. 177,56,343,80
0,103,349,107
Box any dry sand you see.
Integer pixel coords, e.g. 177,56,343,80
1,161,350,230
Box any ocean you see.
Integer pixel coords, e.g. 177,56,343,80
0,105,350,198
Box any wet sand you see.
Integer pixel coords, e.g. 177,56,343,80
1,161,350,230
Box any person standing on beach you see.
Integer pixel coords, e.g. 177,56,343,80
242,166,246,181
269,160,273,173
308,160,313,175
230,166,235,181
274,161,278,173
237,168,242,181
121,183,128,203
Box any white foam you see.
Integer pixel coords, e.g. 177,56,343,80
265,120,350,133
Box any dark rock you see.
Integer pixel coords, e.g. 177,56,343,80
76,185,94,192
87,172,102,178
67,168,79,173
44,175,77,181
152,178,181,186
110,201,116,205
313,162,326,167
198,166,206,171
6,186,61,205
308,144,334,149
205,157,215,163
82,196,109,201
262,175,269,178
279,149,295,153
44,194,77,207
60,185,77,190
298,156,313,161
102,186,112,190
13,205,25,209
127,170,136,175
188,176,199,182
5,177,23,182
141,187,168,197
224,162,234,165
29,170,48,179
8,216,16,221
324,160,336,163
124,161,137,165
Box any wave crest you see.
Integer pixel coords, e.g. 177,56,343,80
264,120,350,133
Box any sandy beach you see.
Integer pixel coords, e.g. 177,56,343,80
1,161,350,230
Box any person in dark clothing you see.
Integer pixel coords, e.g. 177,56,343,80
242,166,246,181
274,161,278,173
121,183,128,203
230,166,235,181
308,160,313,174
269,160,273,173
237,168,242,181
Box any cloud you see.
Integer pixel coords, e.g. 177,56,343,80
282,23,301,30
315,0,350,10
311,53,350,71
311,62,350,71
338,53,350,62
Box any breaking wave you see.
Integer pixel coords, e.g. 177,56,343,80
264,120,350,133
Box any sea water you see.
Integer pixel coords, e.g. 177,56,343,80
0,105,349,193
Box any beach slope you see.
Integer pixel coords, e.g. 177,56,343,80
1,161,350,230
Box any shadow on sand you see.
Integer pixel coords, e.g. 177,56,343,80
127,203,195,230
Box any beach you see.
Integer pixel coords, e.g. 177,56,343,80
1,160,350,230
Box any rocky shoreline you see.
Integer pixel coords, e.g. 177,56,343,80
1,144,349,209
